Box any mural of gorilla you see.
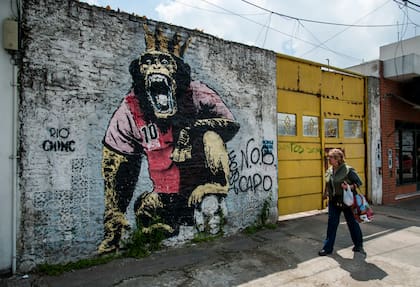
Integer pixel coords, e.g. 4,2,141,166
98,25,239,253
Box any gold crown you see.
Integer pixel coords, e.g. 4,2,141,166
143,24,191,58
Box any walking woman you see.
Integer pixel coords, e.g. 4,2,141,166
319,148,366,256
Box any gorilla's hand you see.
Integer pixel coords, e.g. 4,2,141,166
171,128,192,162
188,183,228,207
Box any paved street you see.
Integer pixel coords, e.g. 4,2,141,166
2,197,420,287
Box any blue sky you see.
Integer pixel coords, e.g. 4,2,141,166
81,0,420,68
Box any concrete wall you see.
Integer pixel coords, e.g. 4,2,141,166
380,35,420,60
380,36,420,81
347,60,379,78
347,62,383,205
18,0,277,271
0,1,15,274
367,76,383,205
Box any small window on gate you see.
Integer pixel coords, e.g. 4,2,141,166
344,120,362,138
303,115,319,137
324,118,338,138
277,113,296,136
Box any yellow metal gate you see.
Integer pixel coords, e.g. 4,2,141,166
276,55,366,215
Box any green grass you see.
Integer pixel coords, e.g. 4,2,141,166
36,254,121,276
124,224,167,258
243,222,277,235
243,198,277,235
191,232,222,243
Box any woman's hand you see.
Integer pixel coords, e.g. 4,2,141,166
341,181,350,190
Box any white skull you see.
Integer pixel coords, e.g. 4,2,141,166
194,195,227,235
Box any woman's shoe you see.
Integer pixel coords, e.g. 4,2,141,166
352,246,366,255
318,249,332,256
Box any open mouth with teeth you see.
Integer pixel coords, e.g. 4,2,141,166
146,74,177,118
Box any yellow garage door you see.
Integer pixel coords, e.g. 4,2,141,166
276,55,367,216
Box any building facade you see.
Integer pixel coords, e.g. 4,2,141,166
0,0,391,274
349,35,420,204
2,0,279,273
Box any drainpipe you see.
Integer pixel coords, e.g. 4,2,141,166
364,76,371,202
320,74,325,209
11,61,19,274
12,0,22,273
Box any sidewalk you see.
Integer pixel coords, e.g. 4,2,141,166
2,197,420,287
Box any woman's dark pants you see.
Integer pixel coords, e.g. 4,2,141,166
322,202,363,253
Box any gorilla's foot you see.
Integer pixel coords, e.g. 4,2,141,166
98,211,129,254
141,222,174,235
98,236,118,254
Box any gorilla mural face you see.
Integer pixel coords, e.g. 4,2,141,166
139,51,178,119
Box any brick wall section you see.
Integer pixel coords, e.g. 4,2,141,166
18,0,277,271
379,62,420,204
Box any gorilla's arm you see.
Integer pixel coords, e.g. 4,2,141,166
192,118,240,142
171,118,240,163
102,146,141,213
99,146,141,253
187,130,230,206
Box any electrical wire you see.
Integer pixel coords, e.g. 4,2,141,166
394,0,420,12
300,0,394,58
241,0,418,60
198,0,363,62
393,0,411,77
241,0,408,27
297,20,333,56
174,0,267,16
262,12,272,47
405,0,420,8
255,12,273,43
290,20,300,51
405,13,420,27
394,0,420,41
10,0,18,19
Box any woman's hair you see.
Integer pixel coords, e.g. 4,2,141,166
328,148,345,165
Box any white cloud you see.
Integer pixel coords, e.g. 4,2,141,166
82,0,99,5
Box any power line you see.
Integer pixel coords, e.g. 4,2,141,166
255,12,272,44
198,0,362,62
394,0,420,13
262,12,272,47
174,0,268,16
297,20,334,56
300,0,394,58
404,0,420,8
241,0,408,27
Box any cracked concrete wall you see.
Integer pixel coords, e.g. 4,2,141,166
18,0,277,271
367,76,382,205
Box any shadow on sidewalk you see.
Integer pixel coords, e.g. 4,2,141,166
333,252,388,282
